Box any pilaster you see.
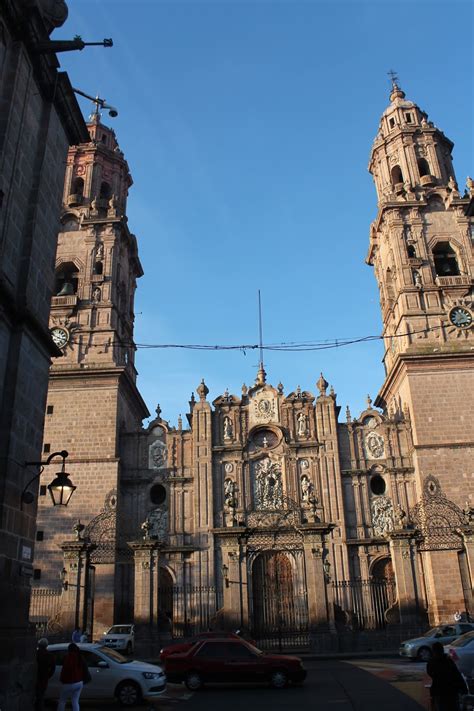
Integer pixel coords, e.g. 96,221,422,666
387,528,423,624
60,540,97,635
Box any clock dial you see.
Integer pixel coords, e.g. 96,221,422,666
50,327,69,348
449,306,473,330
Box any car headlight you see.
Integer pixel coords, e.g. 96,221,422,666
142,671,164,680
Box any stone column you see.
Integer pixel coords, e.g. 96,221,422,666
388,529,422,624
60,540,96,635
221,542,241,629
302,531,332,631
459,527,474,616
128,540,161,627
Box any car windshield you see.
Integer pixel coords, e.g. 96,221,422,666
423,627,443,637
98,648,128,664
450,632,474,648
107,626,132,635
241,641,264,655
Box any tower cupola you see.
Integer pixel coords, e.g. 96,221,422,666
369,80,456,204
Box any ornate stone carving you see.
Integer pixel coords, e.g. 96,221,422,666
371,496,394,536
300,459,309,469
253,458,283,510
149,439,167,470
145,508,168,542
224,462,233,473
251,393,277,425
365,431,385,459
224,478,237,508
410,475,465,551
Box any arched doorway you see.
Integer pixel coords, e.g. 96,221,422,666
370,557,397,627
251,551,308,649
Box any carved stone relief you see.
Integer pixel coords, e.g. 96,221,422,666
371,496,394,536
253,458,283,510
249,392,277,426
365,431,385,459
145,508,168,542
149,439,167,469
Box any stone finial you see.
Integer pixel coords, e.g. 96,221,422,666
277,382,284,394
296,385,302,398
73,520,85,541
196,378,209,401
329,385,336,399
177,414,182,431
467,176,474,195
255,363,266,386
241,383,248,397
155,404,162,420
366,395,373,409
346,405,352,423
316,372,328,395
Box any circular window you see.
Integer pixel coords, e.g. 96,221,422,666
370,475,386,496
150,484,166,505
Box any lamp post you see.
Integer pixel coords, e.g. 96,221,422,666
21,450,76,509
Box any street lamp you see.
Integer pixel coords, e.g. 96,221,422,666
59,567,69,591
222,563,229,589
22,450,76,508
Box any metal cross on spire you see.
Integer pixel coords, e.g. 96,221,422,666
388,69,400,89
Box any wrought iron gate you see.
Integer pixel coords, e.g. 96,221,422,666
250,551,309,650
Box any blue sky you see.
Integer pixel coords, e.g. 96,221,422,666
57,0,473,426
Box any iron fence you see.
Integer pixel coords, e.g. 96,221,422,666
332,578,396,630
158,585,218,638
29,587,63,638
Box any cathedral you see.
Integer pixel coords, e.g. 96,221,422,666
32,82,474,652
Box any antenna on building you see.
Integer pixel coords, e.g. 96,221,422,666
256,290,266,385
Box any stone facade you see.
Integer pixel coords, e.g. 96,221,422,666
33,84,474,652
0,2,88,709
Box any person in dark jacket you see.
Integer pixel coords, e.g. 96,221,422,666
57,643,89,711
427,641,468,711
35,638,55,711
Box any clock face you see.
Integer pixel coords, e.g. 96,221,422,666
50,327,69,348
449,306,473,330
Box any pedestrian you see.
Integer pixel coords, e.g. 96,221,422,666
454,610,462,623
57,642,91,711
35,638,55,711
71,627,82,643
79,630,88,643
427,641,468,711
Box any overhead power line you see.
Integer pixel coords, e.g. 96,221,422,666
65,324,442,353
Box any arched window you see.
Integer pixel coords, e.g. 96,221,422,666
417,158,430,177
55,262,79,295
407,244,416,258
370,475,386,495
94,261,103,275
72,177,84,196
99,181,111,200
433,242,460,276
391,165,404,185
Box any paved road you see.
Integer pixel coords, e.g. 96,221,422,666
74,658,431,710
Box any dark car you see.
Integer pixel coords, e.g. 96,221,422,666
160,631,252,662
164,637,306,690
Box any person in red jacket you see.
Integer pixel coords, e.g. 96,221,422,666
57,643,89,711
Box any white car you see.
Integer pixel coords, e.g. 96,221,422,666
45,643,166,707
102,624,135,654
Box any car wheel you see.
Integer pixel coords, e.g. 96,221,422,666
270,670,288,689
126,642,132,655
185,671,203,691
116,680,142,707
418,646,432,662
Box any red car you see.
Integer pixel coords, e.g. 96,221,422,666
163,637,306,690
160,631,250,662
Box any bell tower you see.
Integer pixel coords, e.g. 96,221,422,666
367,80,474,622
36,111,149,633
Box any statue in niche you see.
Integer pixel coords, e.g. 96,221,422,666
145,508,168,541
223,416,233,440
301,475,312,502
365,431,385,459
96,243,104,260
371,496,394,536
254,458,283,510
149,439,167,469
393,504,407,529
224,478,236,508
92,287,101,302
297,412,308,437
